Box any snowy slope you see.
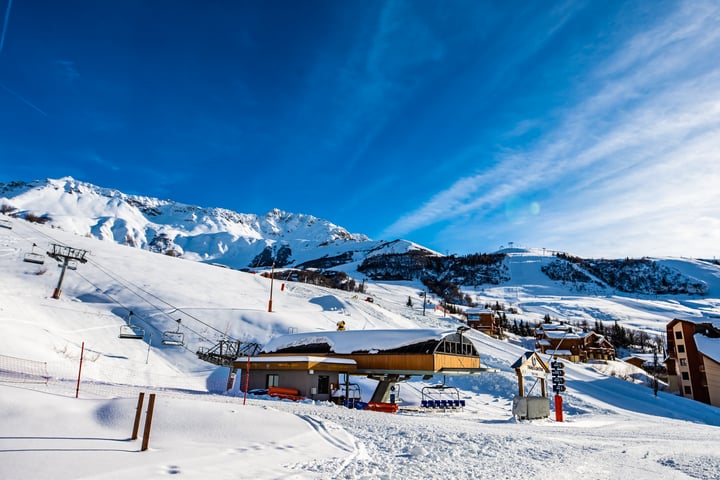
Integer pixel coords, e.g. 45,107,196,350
3,202,720,478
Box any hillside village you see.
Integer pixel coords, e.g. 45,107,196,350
2,178,720,478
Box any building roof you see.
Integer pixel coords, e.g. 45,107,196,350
261,328,461,355
668,317,720,329
542,330,585,340
621,354,658,366
694,334,720,365
464,308,494,314
237,355,357,365
537,323,573,331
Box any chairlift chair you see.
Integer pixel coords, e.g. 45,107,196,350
57,260,78,270
162,318,185,346
119,324,145,339
119,310,145,339
0,218,12,229
23,244,45,264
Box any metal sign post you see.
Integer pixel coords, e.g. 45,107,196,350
551,359,565,422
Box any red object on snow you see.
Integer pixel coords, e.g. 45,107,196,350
366,402,399,414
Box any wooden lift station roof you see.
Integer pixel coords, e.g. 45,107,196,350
236,328,495,376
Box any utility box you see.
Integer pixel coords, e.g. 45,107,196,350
512,396,550,420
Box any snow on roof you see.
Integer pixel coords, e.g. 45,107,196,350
694,334,720,365
621,354,658,365
538,323,573,331
543,330,584,339
262,329,456,354
238,355,357,365
464,307,493,314
672,317,720,329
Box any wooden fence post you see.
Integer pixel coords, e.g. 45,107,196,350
141,393,156,451
131,392,145,440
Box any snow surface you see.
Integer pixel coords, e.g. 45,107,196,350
2,216,720,479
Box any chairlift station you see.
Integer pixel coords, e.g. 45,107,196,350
231,328,497,405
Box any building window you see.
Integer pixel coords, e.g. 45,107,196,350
675,331,683,339
680,358,687,367
681,371,690,381
266,374,279,388
684,386,692,395
677,344,685,353
317,375,330,395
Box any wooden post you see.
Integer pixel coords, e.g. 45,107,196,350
243,356,251,405
131,392,145,440
141,393,156,451
75,341,84,398
516,370,524,397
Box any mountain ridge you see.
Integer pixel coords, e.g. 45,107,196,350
0,176,437,270
2,176,716,305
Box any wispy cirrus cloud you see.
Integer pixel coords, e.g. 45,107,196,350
381,1,720,257
56,60,80,82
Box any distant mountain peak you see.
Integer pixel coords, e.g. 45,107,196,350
0,176,381,269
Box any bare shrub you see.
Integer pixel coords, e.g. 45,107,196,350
0,204,16,214
25,213,51,224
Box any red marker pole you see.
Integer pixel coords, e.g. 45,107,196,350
75,341,85,399
554,394,563,422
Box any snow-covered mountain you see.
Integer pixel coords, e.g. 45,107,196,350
4,177,714,309
0,177,434,270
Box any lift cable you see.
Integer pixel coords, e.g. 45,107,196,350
14,219,239,347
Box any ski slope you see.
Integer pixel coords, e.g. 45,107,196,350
2,217,720,479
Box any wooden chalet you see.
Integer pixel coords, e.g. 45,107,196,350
535,324,615,362
463,307,502,338
233,328,493,403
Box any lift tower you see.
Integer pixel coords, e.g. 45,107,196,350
47,243,89,299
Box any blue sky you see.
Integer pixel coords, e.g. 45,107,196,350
1,0,719,259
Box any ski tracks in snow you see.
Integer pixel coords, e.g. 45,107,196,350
296,414,368,475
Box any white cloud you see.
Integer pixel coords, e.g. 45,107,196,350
384,1,720,257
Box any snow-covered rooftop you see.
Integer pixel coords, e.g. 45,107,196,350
464,307,494,314
237,355,357,365
262,329,457,354
694,334,720,365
